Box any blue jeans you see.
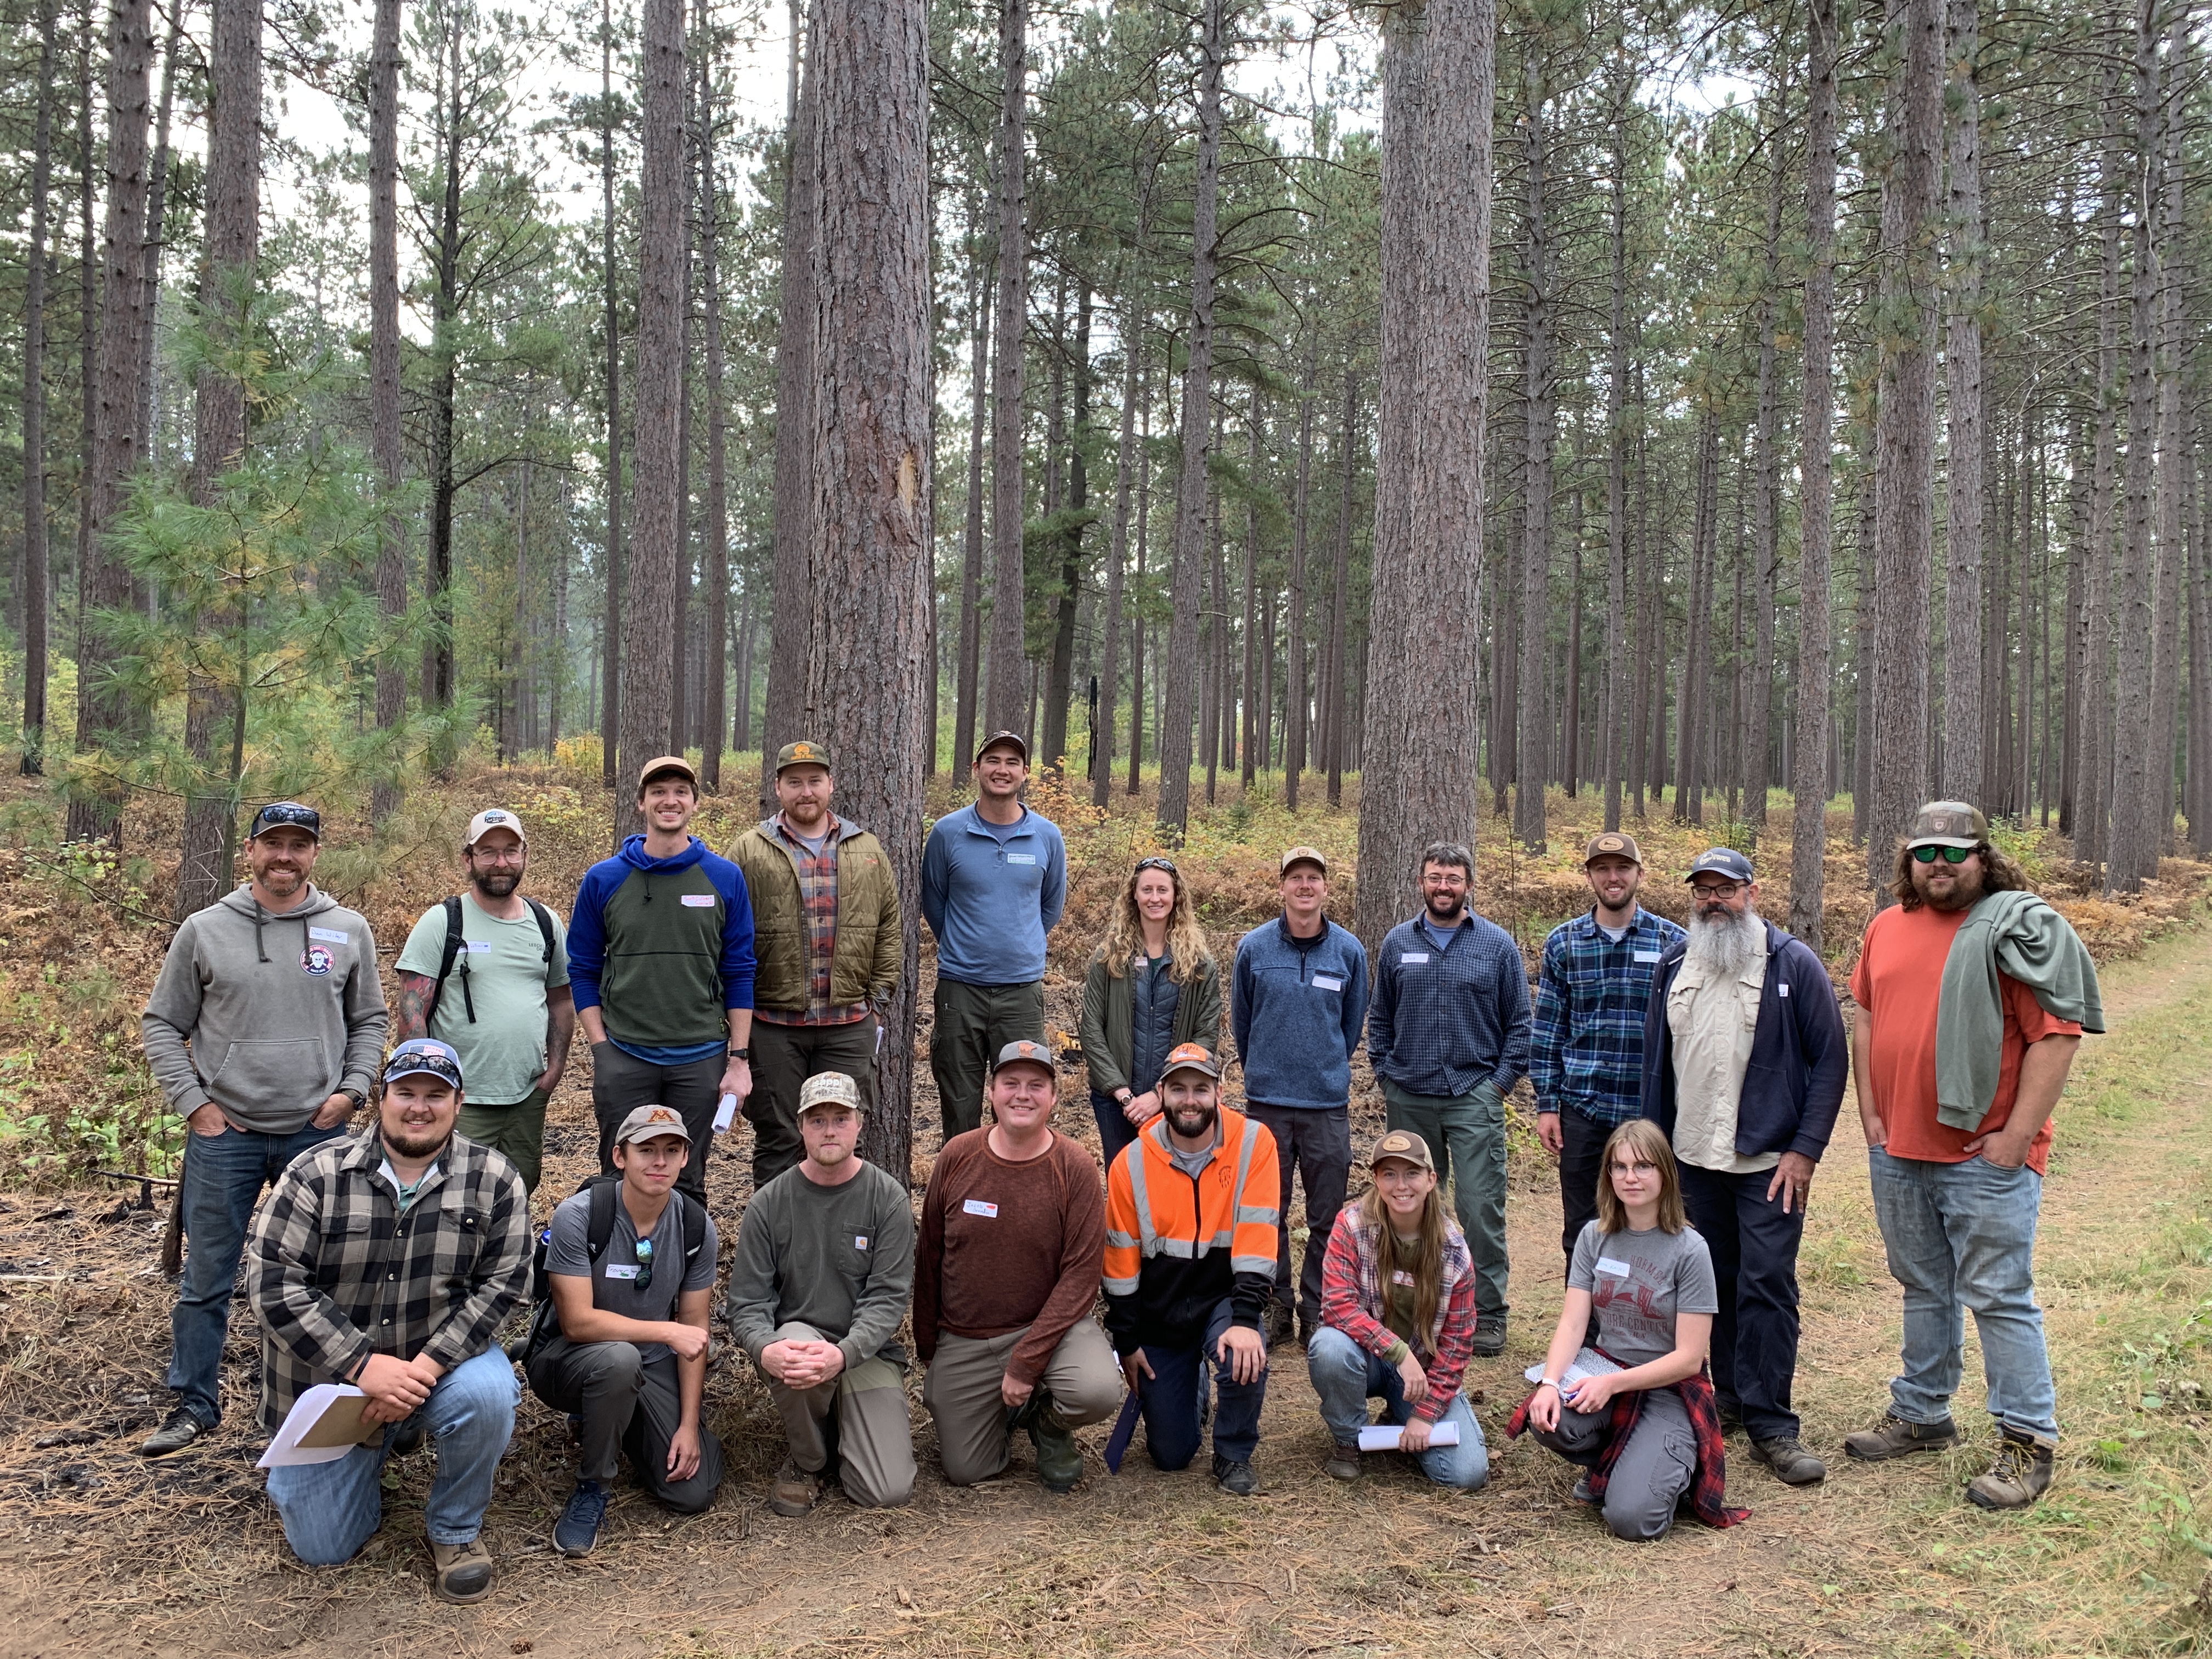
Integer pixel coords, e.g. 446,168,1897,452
170,1118,347,1427
1868,1147,2057,1442
1382,1079,1508,1319
265,1347,520,1564
1091,1090,1141,1174
1135,1297,1268,1470
1306,1325,1489,1489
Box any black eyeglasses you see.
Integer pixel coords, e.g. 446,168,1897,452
1135,856,1178,875
1910,845,1976,865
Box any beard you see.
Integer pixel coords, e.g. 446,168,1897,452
806,1139,853,1170
1164,1100,1219,1141
472,868,520,899
1685,907,1763,978
1918,864,1986,912
1425,893,1465,923
383,1119,452,1159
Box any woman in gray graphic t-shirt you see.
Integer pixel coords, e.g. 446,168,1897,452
1523,1119,1723,1539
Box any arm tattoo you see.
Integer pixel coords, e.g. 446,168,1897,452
396,972,436,1042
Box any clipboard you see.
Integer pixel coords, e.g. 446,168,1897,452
257,1384,387,1468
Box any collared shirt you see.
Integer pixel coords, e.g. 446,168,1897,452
757,812,870,1028
246,1130,531,1433
1530,907,1687,1126
1666,936,1781,1173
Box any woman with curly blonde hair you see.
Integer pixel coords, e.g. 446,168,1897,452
1077,856,1223,1167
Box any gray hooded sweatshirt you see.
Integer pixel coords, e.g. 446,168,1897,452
142,884,390,1134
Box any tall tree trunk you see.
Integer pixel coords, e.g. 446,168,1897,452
1939,0,1984,805
368,0,406,823
758,0,816,806
1326,370,1356,811
1093,223,1149,808
670,74,696,761
1285,316,1317,808
953,200,989,778
19,0,58,778
1357,0,1492,945
1512,53,1551,852
698,0,729,791
1041,284,1091,775
982,0,1030,741
1789,0,1838,948
1867,0,1943,890
1154,0,1226,835
1600,58,1630,831
1745,91,1784,830
599,0,627,791
2147,15,2187,861
806,0,928,1183
421,18,464,737
2189,435,2212,855
1675,410,1716,821
2078,77,2123,870
1240,404,1261,789
1127,364,1153,797
135,0,179,470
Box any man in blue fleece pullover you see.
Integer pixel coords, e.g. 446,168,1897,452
1231,846,1369,1346
568,755,756,1201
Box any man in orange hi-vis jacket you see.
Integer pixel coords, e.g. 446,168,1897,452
1103,1042,1280,1497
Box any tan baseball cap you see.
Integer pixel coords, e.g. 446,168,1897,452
614,1103,692,1147
1367,1128,1435,1172
1280,845,1329,877
637,754,699,792
464,807,527,848
798,1072,864,1116
1582,831,1641,866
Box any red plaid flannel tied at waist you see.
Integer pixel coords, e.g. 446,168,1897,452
1504,1348,1750,1530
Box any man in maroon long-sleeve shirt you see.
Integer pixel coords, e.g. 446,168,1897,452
917,1040,1122,1493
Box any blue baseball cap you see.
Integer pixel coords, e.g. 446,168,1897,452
382,1038,464,1090
1685,847,1756,885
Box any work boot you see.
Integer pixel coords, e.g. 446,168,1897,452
1013,1389,1083,1494
1265,1301,1294,1352
769,1458,821,1517
1570,1474,1595,1504
1325,1442,1362,1482
1212,1453,1258,1497
138,1407,206,1458
1470,1316,1506,1358
1966,1428,2055,1510
1717,1399,1744,1438
554,1478,609,1557
429,1537,495,1604
1843,1409,1959,1462
1749,1434,1827,1485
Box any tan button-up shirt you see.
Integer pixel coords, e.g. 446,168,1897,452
1665,934,1780,1173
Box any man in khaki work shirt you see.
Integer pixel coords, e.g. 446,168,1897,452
1638,847,1848,1491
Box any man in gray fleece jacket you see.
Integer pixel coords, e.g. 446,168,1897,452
138,802,388,1455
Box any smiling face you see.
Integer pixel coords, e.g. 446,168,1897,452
1689,875,1757,924
988,1062,1057,1133
973,743,1028,802
247,825,319,901
1159,1070,1219,1140
613,1132,689,1198
639,775,697,837
1134,867,1176,926
1420,860,1469,923
776,764,833,831
1372,1156,1436,1224
465,827,526,898
1910,845,1986,912
1280,862,1327,923
381,1072,461,1160
1584,855,1642,913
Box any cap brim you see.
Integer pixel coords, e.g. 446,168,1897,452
1160,1064,1219,1083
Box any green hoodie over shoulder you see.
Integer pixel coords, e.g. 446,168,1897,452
1934,889,2103,1132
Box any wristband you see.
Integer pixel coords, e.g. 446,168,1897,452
1537,1378,1561,1391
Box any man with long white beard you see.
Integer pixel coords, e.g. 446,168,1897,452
1639,848,1847,1487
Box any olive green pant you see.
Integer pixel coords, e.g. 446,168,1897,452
929,979,1047,1141
457,1087,550,1193
749,1018,877,1190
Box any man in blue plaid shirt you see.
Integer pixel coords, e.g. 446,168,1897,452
1531,832,1685,1273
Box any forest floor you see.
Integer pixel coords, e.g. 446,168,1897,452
4,901,2212,1656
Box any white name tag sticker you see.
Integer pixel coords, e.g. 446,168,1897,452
1390,1269,1416,1286
1779,983,1791,997
962,1199,998,1218
464,939,494,952
1595,1257,1632,1278
1313,973,1345,992
1634,949,1661,963
308,927,349,945
854,1234,871,1251
1400,952,1430,964
1006,852,1038,864
603,1263,640,1280
680,893,716,907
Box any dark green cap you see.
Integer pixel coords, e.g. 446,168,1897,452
775,740,832,774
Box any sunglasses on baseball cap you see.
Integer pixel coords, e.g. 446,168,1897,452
249,801,321,840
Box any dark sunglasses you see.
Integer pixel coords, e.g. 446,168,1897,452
633,1237,654,1292
1135,856,1178,875
1910,844,1977,865
383,1055,463,1089
251,801,321,837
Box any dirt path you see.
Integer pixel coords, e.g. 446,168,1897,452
9,922,2212,1659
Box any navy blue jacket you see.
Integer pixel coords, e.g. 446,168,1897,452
1638,919,1848,1163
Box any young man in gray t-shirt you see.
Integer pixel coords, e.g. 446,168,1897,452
527,1104,724,1556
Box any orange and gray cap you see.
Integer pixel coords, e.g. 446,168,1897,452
614,1103,692,1146
993,1039,1056,1077
1159,1042,1220,1082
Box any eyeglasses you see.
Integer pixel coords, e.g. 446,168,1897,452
1910,844,1977,865
1135,856,1178,874
633,1237,653,1292
469,846,526,864
1689,881,1743,900
1609,1159,1661,1177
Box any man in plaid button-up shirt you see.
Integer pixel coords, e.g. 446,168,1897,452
1531,833,1685,1270
247,1039,529,1601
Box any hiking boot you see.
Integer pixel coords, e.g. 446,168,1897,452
1966,1428,2055,1510
1470,1316,1506,1358
1265,1302,1295,1351
1843,1410,1959,1462
138,1407,206,1458
769,1458,821,1517
1212,1453,1259,1497
554,1478,609,1557
1013,1389,1083,1494
1750,1434,1827,1486
390,1414,426,1457
1570,1474,1594,1504
1325,1441,1362,1482
429,1536,495,1604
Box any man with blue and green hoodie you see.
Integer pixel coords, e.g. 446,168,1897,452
568,755,756,1203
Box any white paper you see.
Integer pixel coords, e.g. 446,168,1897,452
1523,1346,1626,1389
257,1384,373,1469
1357,1421,1461,1452
713,1092,738,1133
962,1199,998,1217
680,894,716,907
1634,950,1662,963
1595,1256,1632,1278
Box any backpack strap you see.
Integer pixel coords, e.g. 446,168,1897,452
524,897,556,967
585,1173,622,1263
426,894,477,1027
676,1192,708,1264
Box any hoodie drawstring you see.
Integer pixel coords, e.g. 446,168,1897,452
252,895,269,963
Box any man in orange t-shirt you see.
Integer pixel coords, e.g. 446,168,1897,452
1843,802,2087,1512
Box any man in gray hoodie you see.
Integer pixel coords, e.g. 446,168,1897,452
139,802,388,1455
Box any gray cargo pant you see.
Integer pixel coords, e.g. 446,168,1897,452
527,1335,725,1513
1532,1385,1696,1542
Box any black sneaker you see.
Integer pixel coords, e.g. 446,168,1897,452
554,1478,609,1556
1211,1453,1258,1497
1469,1316,1506,1358
1264,1302,1294,1351
138,1407,206,1457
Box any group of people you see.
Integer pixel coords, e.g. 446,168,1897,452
133,723,2101,1601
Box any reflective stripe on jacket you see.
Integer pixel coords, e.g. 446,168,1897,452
1102,1106,1279,1352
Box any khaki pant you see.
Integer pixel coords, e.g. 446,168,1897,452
763,1321,916,1508
749,1018,876,1189
921,1320,1122,1486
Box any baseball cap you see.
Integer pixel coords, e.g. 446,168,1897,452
974,730,1030,763
1686,847,1756,885
1159,1042,1220,1082
798,1072,864,1116
383,1037,463,1090
1908,800,1989,851
1583,831,1643,866
637,754,699,792
994,1039,1056,1076
464,807,527,848
614,1103,693,1147
1367,1128,1435,1172
249,801,321,841
776,740,833,774
1279,845,1329,877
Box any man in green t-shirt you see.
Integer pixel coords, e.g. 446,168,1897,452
725,1072,916,1515
394,808,575,1190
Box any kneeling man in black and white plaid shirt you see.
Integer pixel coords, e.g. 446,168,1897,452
247,1037,531,1602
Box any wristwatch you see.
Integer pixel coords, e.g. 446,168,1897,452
340,1086,366,1110
728,1046,751,1060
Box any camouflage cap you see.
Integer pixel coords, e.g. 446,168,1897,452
1908,800,1989,850
798,1071,864,1116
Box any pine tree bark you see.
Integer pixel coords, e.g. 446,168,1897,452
953,201,990,778
1240,404,1262,789
1357,0,1493,945
19,0,58,778
1939,0,1984,806
2078,89,2123,868
368,0,406,824
1325,370,1355,811
1285,318,1317,808
2146,15,2187,862
1093,221,1148,808
698,0,730,792
982,0,1030,741
1041,285,1091,775
421,20,465,732
1600,58,1630,831
1745,95,1784,830
804,0,929,1182
599,0,626,791
135,0,178,469
1513,53,1553,853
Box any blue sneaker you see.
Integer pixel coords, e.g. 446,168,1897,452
555,1479,608,1557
